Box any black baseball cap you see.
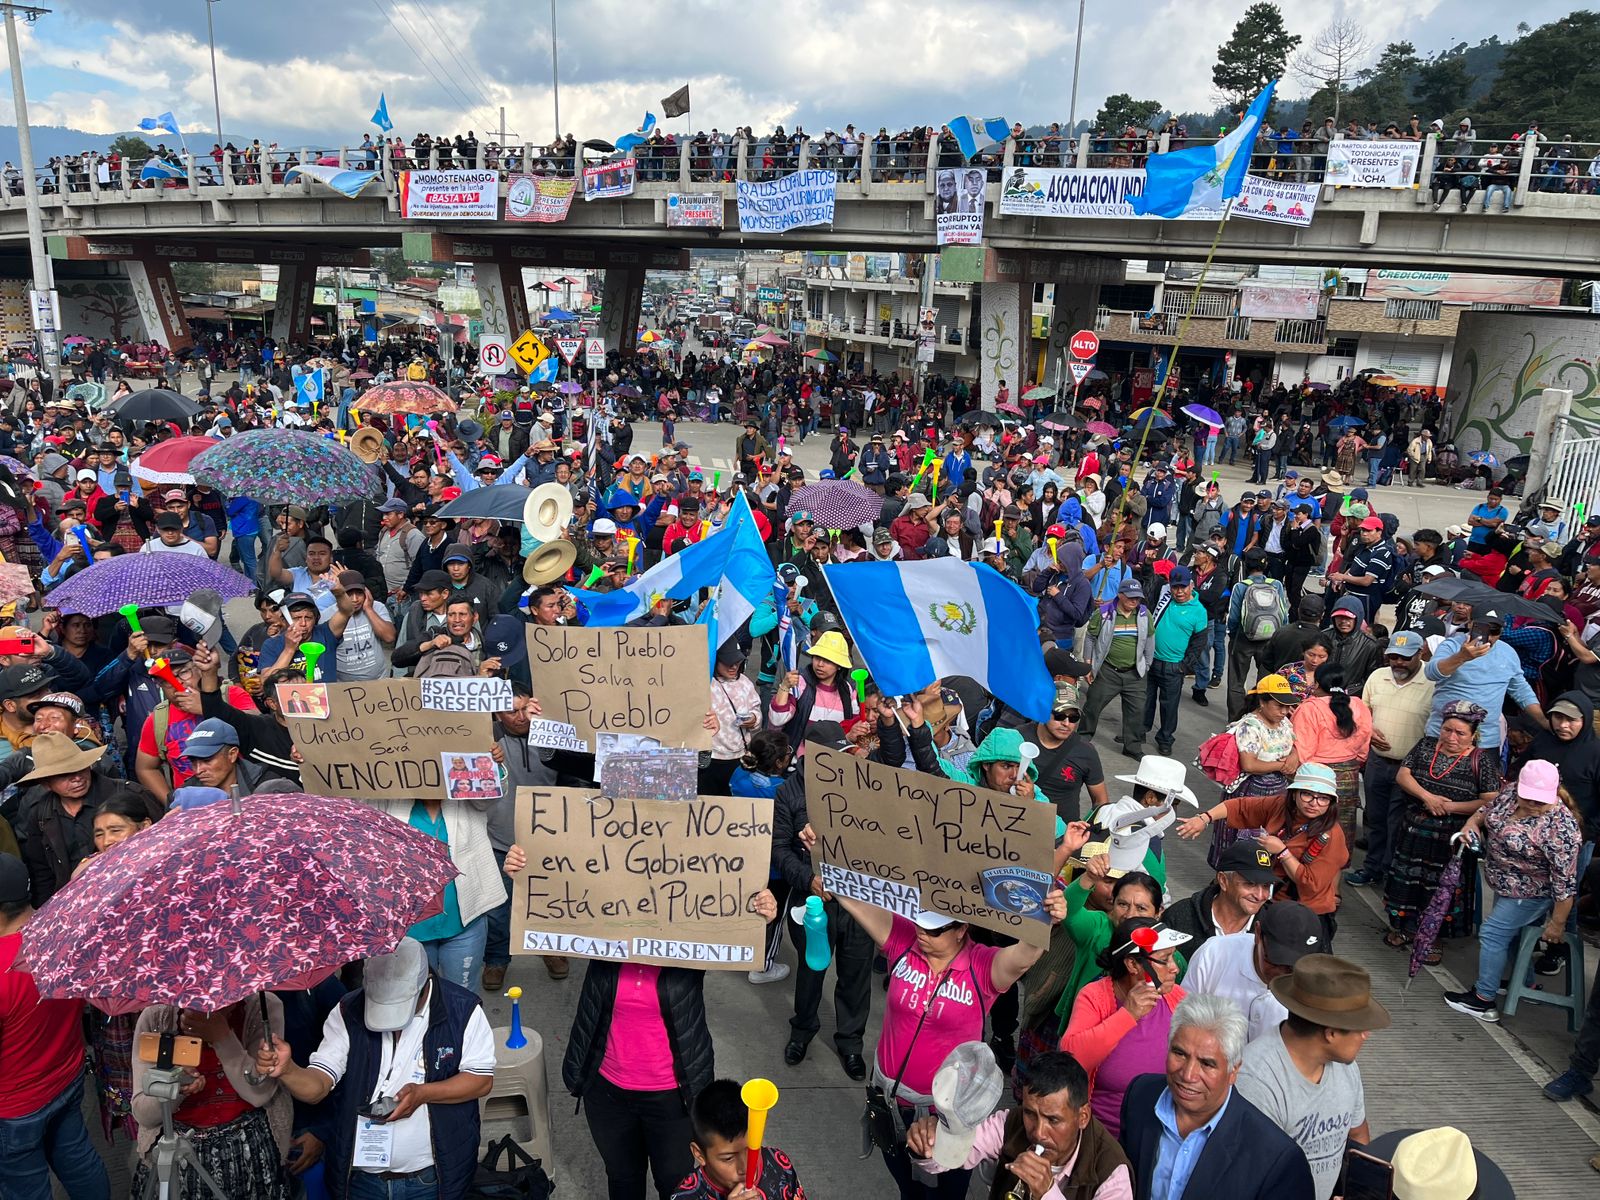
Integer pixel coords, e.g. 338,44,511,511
482,614,528,669
1216,838,1279,884
415,569,451,592
0,663,52,701
1259,901,1326,967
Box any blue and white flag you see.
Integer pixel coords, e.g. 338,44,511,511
284,164,383,199
824,557,1056,721
948,116,1010,161
528,355,560,386
615,111,658,155
774,582,798,672
1130,81,1276,219
138,112,180,136
569,493,773,653
294,369,326,409
371,93,394,133
138,158,187,183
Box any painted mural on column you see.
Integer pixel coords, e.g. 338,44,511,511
1450,313,1600,460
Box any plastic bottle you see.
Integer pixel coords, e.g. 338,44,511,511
803,895,831,972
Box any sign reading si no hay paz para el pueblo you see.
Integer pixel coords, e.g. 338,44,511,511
286,678,495,799
805,742,1056,947
525,623,711,750
511,787,773,968
736,170,837,234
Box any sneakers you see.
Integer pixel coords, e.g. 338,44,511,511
1444,989,1499,1022
1544,1068,1595,1101
747,962,791,985
1191,690,1209,707
1536,944,1569,977
1344,867,1382,887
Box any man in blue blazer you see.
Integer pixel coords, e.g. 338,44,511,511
1119,994,1315,1200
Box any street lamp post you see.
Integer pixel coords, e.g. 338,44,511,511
3,3,59,391
1066,0,1086,133
205,0,223,144
549,0,561,140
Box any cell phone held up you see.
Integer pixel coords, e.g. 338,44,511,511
138,1030,203,1070
0,632,35,656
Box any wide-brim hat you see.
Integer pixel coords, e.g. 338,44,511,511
19,731,108,783
1114,754,1197,808
1269,955,1392,1032
1368,1127,1513,1200
1321,469,1345,487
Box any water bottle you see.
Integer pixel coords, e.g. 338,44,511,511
803,895,831,972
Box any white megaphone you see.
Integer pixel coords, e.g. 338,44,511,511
928,1041,1004,1169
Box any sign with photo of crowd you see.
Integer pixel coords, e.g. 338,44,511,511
665,192,725,228
505,174,577,223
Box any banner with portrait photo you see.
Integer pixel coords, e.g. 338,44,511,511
505,174,577,223
1232,175,1319,227
1324,140,1422,188
736,170,836,234
583,160,637,201
935,168,987,245
665,193,724,228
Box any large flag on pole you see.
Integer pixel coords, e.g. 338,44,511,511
371,94,394,133
1130,81,1276,218
948,116,1010,162
138,112,180,136
661,85,691,118
139,158,188,183
823,557,1056,721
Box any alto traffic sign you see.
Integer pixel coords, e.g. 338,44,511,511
584,337,606,369
1069,330,1099,360
1068,360,1094,386
508,330,551,375
555,336,583,365
478,335,509,373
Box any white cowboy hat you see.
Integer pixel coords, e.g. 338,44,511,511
1114,755,1198,808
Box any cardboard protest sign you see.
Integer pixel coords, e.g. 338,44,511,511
525,625,711,750
805,743,1056,947
510,787,773,968
286,679,494,799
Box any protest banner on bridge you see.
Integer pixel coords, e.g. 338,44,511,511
935,168,986,245
286,678,494,799
1325,140,1422,188
510,787,773,968
525,624,711,750
997,166,1221,221
666,192,724,228
505,174,577,223
1238,282,1322,320
804,742,1057,947
736,170,837,233
1233,175,1319,227
397,169,499,220
583,160,636,201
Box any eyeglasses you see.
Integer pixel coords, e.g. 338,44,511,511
1296,792,1334,806
1053,710,1082,722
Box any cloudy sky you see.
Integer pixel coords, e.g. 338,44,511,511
5,0,1562,147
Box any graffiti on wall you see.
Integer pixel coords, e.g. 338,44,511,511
1450,314,1600,460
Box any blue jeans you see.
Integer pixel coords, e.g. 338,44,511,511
0,1076,110,1200
231,530,258,579
1568,842,1595,932
1474,895,1552,1001
1141,660,1185,753
1483,183,1513,211
421,915,487,990
1223,435,1240,464
346,1165,439,1199
1196,618,1225,689
485,848,511,969
1367,457,1382,486
1204,436,1219,466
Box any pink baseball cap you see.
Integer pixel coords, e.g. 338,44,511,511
1518,759,1560,805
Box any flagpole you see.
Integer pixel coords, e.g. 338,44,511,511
1114,201,1233,529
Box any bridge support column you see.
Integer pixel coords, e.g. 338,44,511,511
598,266,645,358
1044,281,1101,390
124,258,194,353
474,262,532,345
975,280,1029,411
269,263,315,346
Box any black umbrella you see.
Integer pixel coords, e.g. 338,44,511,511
104,388,201,427
1416,575,1560,625
955,411,999,429
1037,409,1084,431
583,139,616,152
435,484,533,523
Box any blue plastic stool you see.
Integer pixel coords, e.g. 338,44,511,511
1503,925,1586,1032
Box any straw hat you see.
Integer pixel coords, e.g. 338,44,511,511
19,731,108,782
1367,1126,1513,1200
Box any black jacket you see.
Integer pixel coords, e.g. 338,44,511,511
1119,1074,1315,1200
1161,882,1229,952
562,961,712,1110
1284,522,1322,569
21,774,161,906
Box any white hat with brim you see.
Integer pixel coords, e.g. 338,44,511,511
1114,754,1198,808
1289,762,1340,798
363,937,429,1032
913,908,961,931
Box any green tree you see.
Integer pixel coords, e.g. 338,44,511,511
1212,2,1301,111
1348,41,1420,124
171,262,217,293
1413,55,1473,123
1093,93,1165,132
377,247,407,281
107,134,154,162
1481,11,1600,133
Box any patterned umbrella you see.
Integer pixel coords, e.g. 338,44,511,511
1023,385,1057,401
0,561,34,607
1407,844,1467,984
131,435,219,485
0,455,32,477
803,349,837,362
1086,421,1120,438
45,552,256,616
1131,409,1174,431
103,388,201,426
66,381,107,407
190,429,382,504
638,330,669,343
19,793,458,1015
354,379,456,416
788,480,880,528
1468,450,1500,467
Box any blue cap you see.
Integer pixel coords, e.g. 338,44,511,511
171,785,229,811
1351,487,1369,501
180,717,240,759
1284,469,1299,479
1169,566,1194,586
1386,630,1425,656
482,613,528,671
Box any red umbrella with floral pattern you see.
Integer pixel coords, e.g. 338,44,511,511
354,379,457,416
19,792,458,1015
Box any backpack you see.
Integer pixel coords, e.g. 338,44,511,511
1241,577,1283,641
416,643,480,678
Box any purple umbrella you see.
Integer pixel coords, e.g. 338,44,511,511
46,553,256,617
191,429,381,504
1181,404,1225,429
557,381,585,394
1407,843,1467,984
788,480,880,528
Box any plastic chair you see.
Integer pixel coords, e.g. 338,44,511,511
1503,925,1587,1032
479,1026,555,1175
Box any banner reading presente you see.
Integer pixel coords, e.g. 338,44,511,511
583,160,636,201
286,678,495,799
1324,140,1422,188
805,742,1057,947
510,787,773,968
1232,175,1319,227
666,193,724,228
505,174,577,223
397,169,500,220
525,624,711,750
736,170,837,234
935,168,987,245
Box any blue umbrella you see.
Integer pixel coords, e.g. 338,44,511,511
546,308,579,322
1467,450,1500,467
1328,415,1366,429
1130,409,1174,431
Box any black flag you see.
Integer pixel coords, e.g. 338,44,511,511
661,85,691,118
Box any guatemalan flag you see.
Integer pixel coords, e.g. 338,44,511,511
1130,81,1276,218
615,112,658,155
285,164,383,198
948,116,1010,162
824,557,1056,721
569,493,774,656
372,94,394,133
139,158,187,183
138,112,180,136
294,369,326,409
